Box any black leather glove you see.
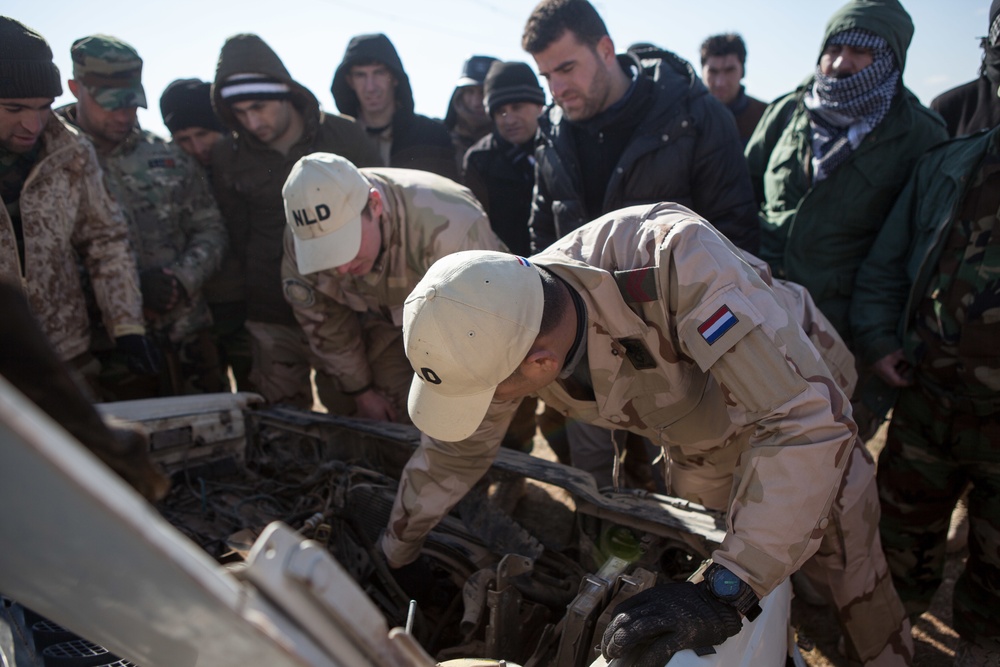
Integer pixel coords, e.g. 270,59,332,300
115,334,162,376
140,268,185,313
601,582,743,667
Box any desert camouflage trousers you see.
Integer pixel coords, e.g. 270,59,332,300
877,381,1000,652
675,439,913,666
245,318,412,420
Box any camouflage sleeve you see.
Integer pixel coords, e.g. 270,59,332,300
167,154,227,296
665,220,855,597
446,209,508,255
280,230,372,394
382,397,520,567
71,141,145,338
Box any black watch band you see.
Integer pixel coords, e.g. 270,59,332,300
703,563,762,621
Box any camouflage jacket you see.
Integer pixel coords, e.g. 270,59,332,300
0,116,144,360
97,125,227,342
386,202,860,598
282,168,507,394
851,125,1000,404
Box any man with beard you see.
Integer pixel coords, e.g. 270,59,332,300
0,17,150,391
60,35,226,398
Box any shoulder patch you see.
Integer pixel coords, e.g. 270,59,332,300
697,305,739,345
679,286,764,372
282,278,316,308
614,267,658,303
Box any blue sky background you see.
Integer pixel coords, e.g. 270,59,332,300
8,0,991,138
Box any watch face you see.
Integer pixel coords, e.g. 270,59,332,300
711,568,743,599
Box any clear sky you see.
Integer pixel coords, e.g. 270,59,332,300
7,0,991,138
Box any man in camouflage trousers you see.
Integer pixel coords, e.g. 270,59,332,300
852,121,1000,665
280,152,506,422
0,17,151,390
387,203,912,666
59,35,228,398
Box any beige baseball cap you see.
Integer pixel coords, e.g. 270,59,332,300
404,251,544,442
282,152,370,275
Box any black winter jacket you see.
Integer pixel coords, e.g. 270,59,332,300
528,48,758,254
331,34,458,180
463,132,535,256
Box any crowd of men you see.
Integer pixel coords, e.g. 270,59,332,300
1,0,997,664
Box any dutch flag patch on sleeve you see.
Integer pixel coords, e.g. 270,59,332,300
697,305,738,345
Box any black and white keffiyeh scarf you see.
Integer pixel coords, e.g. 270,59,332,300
804,29,900,182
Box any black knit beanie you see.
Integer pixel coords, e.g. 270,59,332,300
0,16,62,99
160,78,225,133
483,61,545,116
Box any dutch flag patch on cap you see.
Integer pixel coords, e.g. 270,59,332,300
698,305,738,345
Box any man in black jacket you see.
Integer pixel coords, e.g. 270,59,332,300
332,34,458,181
521,0,758,255
463,60,546,257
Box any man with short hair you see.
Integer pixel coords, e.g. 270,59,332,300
521,0,759,255
0,17,150,387
211,33,381,409
387,203,910,666
60,34,227,399
443,55,498,175
930,0,1000,137
160,78,251,391
463,60,546,257
699,33,767,144
332,33,458,180
523,0,759,487
280,152,506,421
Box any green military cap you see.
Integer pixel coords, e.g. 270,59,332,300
71,34,146,110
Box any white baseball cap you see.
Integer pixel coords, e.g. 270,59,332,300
404,251,544,442
282,152,370,275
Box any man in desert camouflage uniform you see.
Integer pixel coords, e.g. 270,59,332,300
281,152,506,422
387,203,911,666
59,35,227,398
852,122,1000,665
0,17,150,389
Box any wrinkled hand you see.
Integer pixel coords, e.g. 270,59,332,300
354,388,398,422
601,582,743,667
115,334,162,376
140,268,186,313
872,349,913,388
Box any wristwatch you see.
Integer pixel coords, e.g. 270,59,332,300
703,563,762,621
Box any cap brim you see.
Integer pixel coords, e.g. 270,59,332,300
408,372,496,442
455,77,481,88
292,213,362,275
